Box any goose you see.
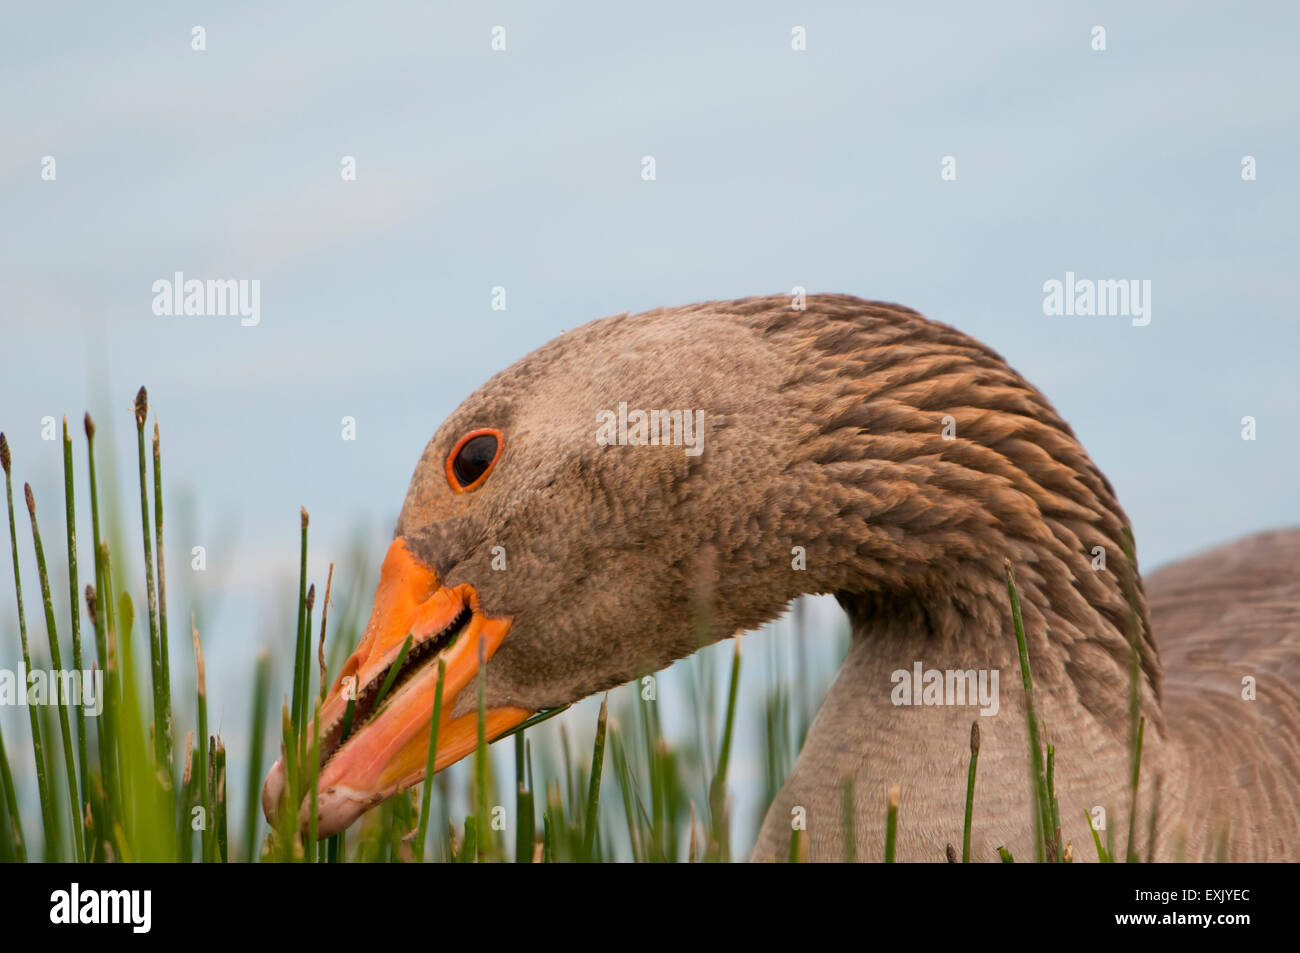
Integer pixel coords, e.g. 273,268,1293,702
262,294,1300,861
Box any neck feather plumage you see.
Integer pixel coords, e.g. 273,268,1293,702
730,295,1169,860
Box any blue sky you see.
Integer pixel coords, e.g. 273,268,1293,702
1,1,1297,851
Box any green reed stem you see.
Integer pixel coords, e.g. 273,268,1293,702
176,733,194,862
1,436,58,857
414,658,446,863
963,720,979,862
298,584,316,775
582,695,609,860
85,418,118,833
0,721,25,861
459,816,477,863
61,420,90,818
1046,739,1061,860
516,737,535,864
1125,715,1146,863
192,618,209,862
25,482,85,862
306,698,320,861
495,705,571,742
318,563,333,703
1085,809,1110,862
323,684,358,864
131,390,167,774
279,701,299,861
474,636,488,860
151,421,173,775
707,636,741,858
212,737,227,862
83,417,107,674
98,543,122,837
373,634,412,711
244,650,271,863
291,508,309,737
1006,562,1052,862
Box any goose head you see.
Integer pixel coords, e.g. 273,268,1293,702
263,293,1155,841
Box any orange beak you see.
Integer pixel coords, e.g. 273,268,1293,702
261,538,532,837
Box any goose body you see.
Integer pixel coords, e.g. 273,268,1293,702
264,294,1300,861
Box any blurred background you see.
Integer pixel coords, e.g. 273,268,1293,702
1,1,1296,858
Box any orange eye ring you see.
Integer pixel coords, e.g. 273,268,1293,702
445,428,504,493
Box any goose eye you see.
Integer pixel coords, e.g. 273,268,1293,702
446,429,503,492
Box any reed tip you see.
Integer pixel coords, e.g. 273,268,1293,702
134,386,148,427
0,432,9,474
84,412,95,439
191,617,206,697
300,506,309,529
306,583,316,612
23,481,35,515
970,720,980,755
